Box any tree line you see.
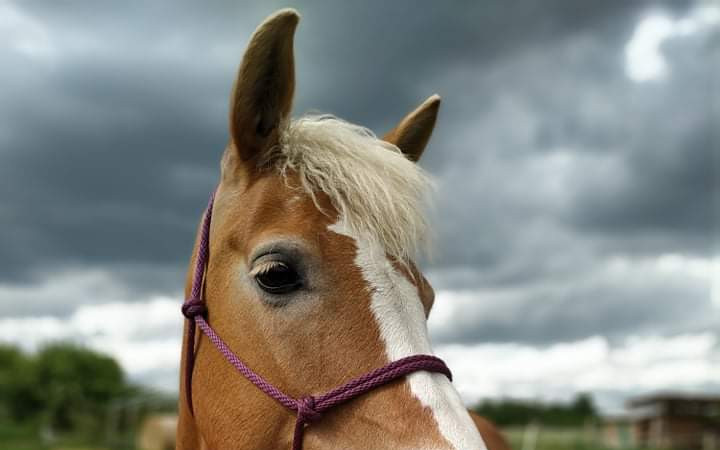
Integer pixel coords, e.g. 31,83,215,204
0,342,155,438
472,393,598,427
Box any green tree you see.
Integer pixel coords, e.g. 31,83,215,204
0,344,42,422
33,343,127,433
472,393,598,427
571,392,596,417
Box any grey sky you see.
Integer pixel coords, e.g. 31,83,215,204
0,0,717,409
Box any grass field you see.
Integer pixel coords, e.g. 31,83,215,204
504,426,654,450
0,422,128,450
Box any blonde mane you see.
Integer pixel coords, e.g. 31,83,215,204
267,114,434,263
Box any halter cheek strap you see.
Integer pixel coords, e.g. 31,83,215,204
181,192,453,450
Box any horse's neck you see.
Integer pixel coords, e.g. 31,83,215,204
176,321,205,450
177,228,205,448
176,411,204,450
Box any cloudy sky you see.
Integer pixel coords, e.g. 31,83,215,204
1,0,718,413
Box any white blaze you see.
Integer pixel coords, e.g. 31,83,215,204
330,221,487,450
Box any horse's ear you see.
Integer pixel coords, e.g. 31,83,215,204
383,95,441,162
229,9,299,160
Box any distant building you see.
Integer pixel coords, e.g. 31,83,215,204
604,393,720,450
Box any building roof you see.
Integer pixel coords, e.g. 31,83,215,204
627,392,720,408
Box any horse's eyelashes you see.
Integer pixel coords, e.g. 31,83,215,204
251,261,287,277
253,261,303,295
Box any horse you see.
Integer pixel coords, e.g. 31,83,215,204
175,8,511,450
138,414,177,450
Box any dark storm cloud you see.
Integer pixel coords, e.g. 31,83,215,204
295,0,691,129
0,0,715,351
564,36,717,243
421,6,718,345
426,7,717,274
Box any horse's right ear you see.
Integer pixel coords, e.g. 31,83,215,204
383,95,441,162
229,9,299,161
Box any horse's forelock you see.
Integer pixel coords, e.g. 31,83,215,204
265,114,435,264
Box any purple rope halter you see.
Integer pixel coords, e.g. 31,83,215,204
181,192,453,450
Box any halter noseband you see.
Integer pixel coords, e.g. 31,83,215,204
181,192,452,450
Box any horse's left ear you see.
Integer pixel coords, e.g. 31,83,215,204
229,9,299,161
383,94,441,162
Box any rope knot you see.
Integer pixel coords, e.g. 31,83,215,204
296,396,322,425
181,299,207,319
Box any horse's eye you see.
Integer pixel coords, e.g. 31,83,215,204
254,262,302,294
